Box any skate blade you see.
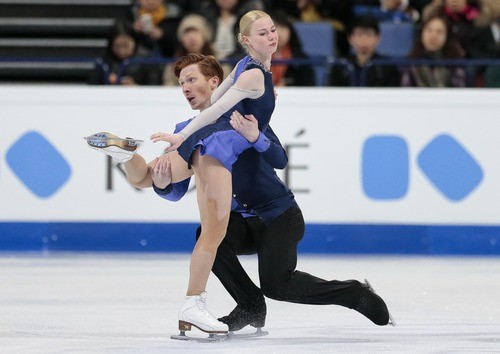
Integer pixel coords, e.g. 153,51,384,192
83,132,143,151
228,327,269,339
171,331,228,342
364,279,396,327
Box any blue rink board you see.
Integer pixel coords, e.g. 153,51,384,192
1,222,499,255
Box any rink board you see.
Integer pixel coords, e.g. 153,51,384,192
0,222,498,254
1,87,499,254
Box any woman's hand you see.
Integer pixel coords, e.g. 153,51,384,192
230,110,259,143
150,132,185,152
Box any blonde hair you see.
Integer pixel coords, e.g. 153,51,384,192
237,10,271,51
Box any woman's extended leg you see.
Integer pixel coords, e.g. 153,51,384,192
124,151,194,188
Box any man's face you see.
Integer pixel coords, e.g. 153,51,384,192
178,64,217,111
349,28,380,57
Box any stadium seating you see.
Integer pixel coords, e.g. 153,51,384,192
377,21,415,57
293,22,335,86
0,0,132,83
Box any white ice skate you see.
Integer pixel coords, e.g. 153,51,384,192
84,132,143,163
171,291,229,342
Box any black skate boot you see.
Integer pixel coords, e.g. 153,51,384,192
218,299,266,332
353,279,395,326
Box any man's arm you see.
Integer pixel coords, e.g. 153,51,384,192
151,121,193,201
153,179,190,202
151,154,191,201
258,125,288,169
230,111,288,169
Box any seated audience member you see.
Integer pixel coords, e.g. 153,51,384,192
195,0,264,60
401,15,466,87
422,0,498,59
271,11,316,86
88,21,162,85
163,14,217,85
329,16,400,87
410,0,434,15
131,0,186,58
354,0,420,22
283,0,353,58
484,18,500,87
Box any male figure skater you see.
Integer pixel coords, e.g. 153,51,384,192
149,56,394,331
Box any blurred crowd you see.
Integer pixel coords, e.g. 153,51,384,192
88,0,500,88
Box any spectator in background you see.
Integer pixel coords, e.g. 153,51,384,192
282,0,353,58
401,15,466,87
271,11,316,86
131,0,187,58
484,18,500,87
88,21,162,85
163,14,218,85
381,0,421,22
353,0,433,16
195,0,265,60
329,16,400,87
354,0,420,23
422,0,499,59
410,0,434,15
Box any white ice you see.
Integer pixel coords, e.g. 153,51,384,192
1,253,500,353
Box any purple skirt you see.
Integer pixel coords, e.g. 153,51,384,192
193,129,252,172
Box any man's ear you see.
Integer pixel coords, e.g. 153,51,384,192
210,76,219,89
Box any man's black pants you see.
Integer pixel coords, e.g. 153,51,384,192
198,207,367,311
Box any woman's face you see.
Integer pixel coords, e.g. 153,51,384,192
215,0,238,11
244,16,278,56
112,34,135,59
181,29,205,53
422,18,447,52
445,0,467,12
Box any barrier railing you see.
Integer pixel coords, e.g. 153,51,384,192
1,56,499,87
360,58,500,87
117,57,500,87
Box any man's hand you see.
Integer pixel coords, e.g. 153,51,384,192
230,110,259,143
150,132,185,152
150,154,172,189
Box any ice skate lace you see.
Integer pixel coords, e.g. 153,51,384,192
196,297,218,321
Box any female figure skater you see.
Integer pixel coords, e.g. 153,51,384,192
86,10,278,336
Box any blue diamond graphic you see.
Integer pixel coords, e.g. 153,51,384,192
418,134,483,201
6,131,71,198
362,135,409,200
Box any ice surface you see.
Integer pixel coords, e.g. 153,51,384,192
1,253,500,353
